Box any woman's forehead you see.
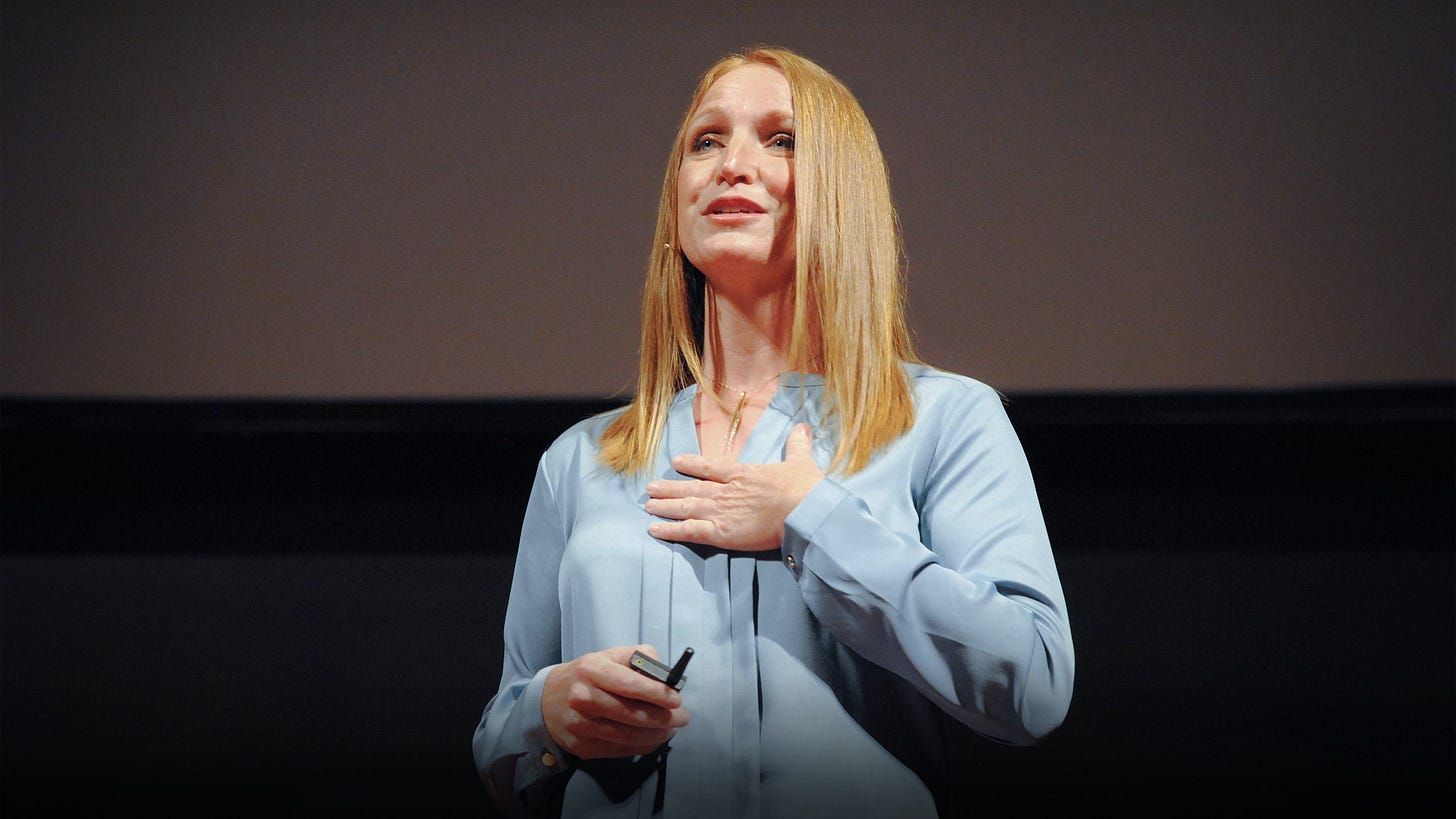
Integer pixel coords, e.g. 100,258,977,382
692,64,792,119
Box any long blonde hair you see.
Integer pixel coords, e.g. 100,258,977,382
599,46,918,475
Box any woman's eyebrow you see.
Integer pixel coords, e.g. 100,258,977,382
687,106,794,127
687,106,726,127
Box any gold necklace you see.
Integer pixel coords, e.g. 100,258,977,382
709,371,784,454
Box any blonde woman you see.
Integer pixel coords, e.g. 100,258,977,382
474,47,1074,819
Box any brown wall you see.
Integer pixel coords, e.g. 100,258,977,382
3,0,1452,398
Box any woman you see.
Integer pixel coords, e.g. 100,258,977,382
473,47,1074,819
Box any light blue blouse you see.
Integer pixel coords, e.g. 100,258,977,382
473,365,1074,818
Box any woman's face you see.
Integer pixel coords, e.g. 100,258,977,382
676,64,796,290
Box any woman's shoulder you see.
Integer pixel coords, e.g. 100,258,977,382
536,403,630,468
897,364,1024,457
902,362,1006,410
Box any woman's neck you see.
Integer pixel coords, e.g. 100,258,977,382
701,281,795,389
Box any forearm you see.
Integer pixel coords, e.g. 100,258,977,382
474,665,574,812
782,478,1074,744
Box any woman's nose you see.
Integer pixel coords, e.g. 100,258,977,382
716,138,755,185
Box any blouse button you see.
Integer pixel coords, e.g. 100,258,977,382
784,555,797,571
541,751,558,768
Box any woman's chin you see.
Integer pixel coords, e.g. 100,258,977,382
690,247,794,283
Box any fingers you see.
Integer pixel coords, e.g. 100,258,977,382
644,425,820,551
569,684,685,735
669,454,732,482
552,695,687,759
644,495,713,524
784,423,814,462
543,645,692,759
644,478,725,545
645,479,715,501
647,517,719,545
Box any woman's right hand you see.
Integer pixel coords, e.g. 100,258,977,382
541,644,691,760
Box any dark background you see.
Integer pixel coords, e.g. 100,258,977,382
2,2,1453,817
2,388,1451,816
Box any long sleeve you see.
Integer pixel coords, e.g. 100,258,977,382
472,457,574,810
780,375,1075,745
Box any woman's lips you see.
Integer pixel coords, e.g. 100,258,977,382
706,211,765,224
704,196,766,223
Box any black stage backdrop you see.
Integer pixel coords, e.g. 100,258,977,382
2,385,1453,816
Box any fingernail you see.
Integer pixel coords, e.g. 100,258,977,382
645,482,659,493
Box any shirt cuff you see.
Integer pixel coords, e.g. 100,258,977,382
782,477,852,579
514,666,573,789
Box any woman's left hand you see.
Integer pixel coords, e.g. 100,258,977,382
645,423,824,551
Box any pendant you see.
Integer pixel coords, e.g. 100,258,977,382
722,390,749,454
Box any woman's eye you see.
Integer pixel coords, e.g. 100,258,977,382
769,133,795,151
690,133,720,152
